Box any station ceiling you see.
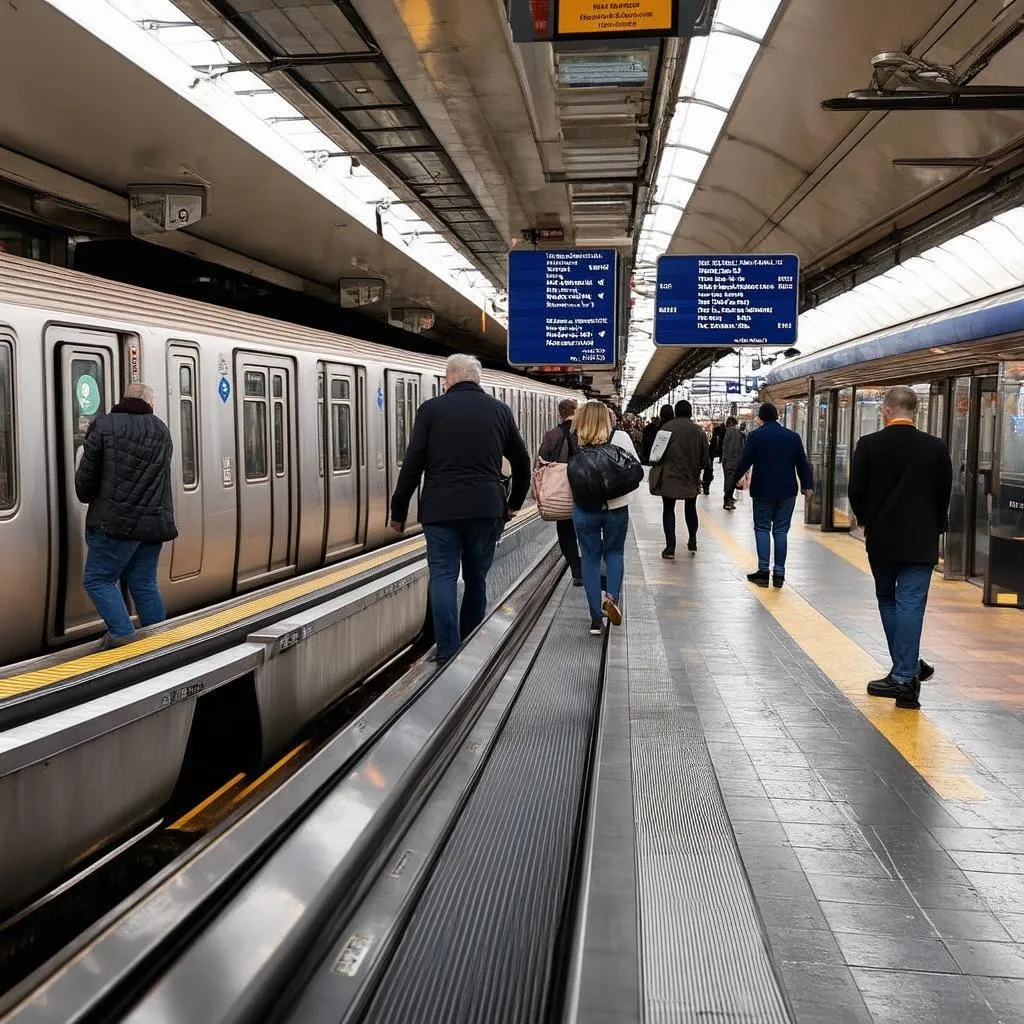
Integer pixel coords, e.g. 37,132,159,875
631,0,1024,409
0,0,507,360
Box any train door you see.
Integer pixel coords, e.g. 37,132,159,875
167,344,204,579
235,354,297,588
385,370,419,526
947,374,999,582
52,330,119,639
319,361,363,560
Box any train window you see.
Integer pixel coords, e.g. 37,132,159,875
243,369,268,480
178,360,198,489
330,378,350,401
273,400,286,477
0,343,14,510
244,371,266,398
317,371,325,478
272,375,283,399
395,377,407,465
331,401,352,472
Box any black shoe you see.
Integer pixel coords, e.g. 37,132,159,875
661,548,675,560
589,618,603,636
867,673,899,697
867,675,921,708
687,537,697,554
96,632,133,651
702,488,710,496
747,569,770,586
724,502,736,511
919,659,934,682
772,573,784,589
572,576,584,587
896,679,922,710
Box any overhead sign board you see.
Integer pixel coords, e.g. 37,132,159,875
558,0,673,34
655,255,799,347
507,248,617,369
508,0,710,41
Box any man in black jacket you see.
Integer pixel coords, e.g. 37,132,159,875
849,386,953,710
538,397,581,584
390,354,530,663
75,381,177,648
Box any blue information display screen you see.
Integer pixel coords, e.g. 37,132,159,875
655,254,799,347
507,249,617,368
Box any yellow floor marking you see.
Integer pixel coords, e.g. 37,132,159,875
0,537,430,698
700,515,987,802
229,741,311,808
0,511,554,700
169,772,246,831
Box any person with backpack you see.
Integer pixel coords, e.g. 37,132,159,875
537,398,582,585
567,401,642,637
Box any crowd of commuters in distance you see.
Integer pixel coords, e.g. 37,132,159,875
528,384,951,712
61,352,949,719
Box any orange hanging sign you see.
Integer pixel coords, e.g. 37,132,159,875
557,0,673,34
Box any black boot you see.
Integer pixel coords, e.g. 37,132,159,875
747,569,770,586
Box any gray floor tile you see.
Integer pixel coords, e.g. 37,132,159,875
852,968,999,1024
925,908,1013,942
820,901,938,938
806,874,912,906
947,939,1024,979
834,931,959,973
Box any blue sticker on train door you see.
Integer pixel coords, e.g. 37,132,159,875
218,376,231,403
376,384,384,412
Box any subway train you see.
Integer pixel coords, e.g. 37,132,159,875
0,253,577,665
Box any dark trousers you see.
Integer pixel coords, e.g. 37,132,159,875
556,518,582,580
701,465,714,494
723,468,737,504
422,517,503,662
83,529,166,638
662,497,698,553
868,558,933,683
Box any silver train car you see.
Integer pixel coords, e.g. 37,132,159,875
0,253,576,664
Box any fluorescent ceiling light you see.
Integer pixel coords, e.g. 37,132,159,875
51,0,506,321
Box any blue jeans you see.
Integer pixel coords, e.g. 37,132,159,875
573,506,629,621
752,497,797,574
83,529,166,638
422,518,504,662
869,558,933,684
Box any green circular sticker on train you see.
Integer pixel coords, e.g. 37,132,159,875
76,374,101,416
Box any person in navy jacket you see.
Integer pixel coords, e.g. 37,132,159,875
731,403,813,588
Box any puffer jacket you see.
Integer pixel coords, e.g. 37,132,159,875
75,398,178,543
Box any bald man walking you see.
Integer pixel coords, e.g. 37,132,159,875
849,385,952,710
75,382,177,648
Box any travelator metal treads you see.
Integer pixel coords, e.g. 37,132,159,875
359,586,603,1023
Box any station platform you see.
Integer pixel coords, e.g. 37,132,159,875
612,486,1024,1024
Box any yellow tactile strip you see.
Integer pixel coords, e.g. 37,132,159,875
0,508,542,701
699,515,988,802
0,538,425,700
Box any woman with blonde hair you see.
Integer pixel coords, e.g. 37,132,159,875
568,401,641,636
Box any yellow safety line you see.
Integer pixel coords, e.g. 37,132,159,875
0,538,425,698
228,741,311,808
169,772,246,831
699,515,987,802
0,508,540,700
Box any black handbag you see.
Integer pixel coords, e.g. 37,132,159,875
567,442,644,511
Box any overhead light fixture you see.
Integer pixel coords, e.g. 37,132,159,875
354,86,370,94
